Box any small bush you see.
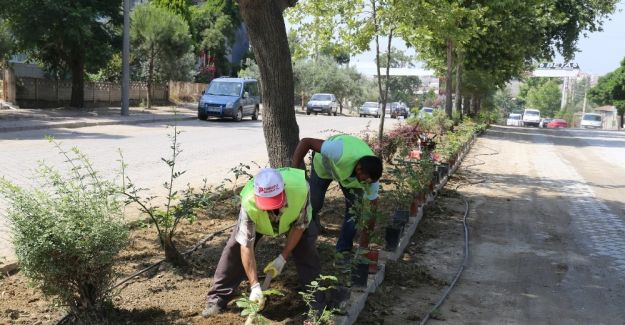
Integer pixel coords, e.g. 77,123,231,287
0,140,128,321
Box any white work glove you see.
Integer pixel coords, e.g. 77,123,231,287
249,283,265,310
263,254,286,278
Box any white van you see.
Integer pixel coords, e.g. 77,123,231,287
522,109,541,127
580,113,602,129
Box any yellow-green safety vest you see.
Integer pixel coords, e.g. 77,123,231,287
240,168,311,236
312,134,374,189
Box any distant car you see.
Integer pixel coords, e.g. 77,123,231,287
306,93,339,116
198,77,261,121
389,102,409,118
580,113,602,129
359,102,381,118
522,108,541,127
547,118,568,128
506,113,523,126
539,118,553,128
417,107,435,118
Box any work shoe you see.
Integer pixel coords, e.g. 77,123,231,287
334,251,352,270
201,303,222,318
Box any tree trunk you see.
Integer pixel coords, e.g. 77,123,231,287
463,96,470,117
147,48,154,109
239,1,299,168
470,94,476,115
445,39,453,117
161,234,189,269
373,0,393,144
70,50,85,108
455,52,462,120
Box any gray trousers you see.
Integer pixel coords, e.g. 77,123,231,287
206,218,321,308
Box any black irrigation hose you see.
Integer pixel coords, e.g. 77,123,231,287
419,194,470,325
110,223,235,291
55,223,235,325
419,143,499,325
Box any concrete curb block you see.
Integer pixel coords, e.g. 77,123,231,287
0,115,197,133
335,264,386,325
332,133,479,325
0,259,19,274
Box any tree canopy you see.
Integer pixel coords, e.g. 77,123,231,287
589,57,625,128
131,4,194,108
0,0,122,107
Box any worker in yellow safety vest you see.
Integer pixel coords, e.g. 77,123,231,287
202,167,320,317
291,134,383,255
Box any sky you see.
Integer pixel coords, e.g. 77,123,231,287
288,1,625,77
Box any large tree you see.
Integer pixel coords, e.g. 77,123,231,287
525,79,562,117
238,1,300,167
289,0,403,143
190,0,241,80
0,0,121,108
589,58,625,129
0,19,13,66
131,4,194,109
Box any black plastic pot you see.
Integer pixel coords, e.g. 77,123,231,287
351,262,369,287
385,224,402,251
439,163,449,177
392,210,409,228
432,170,439,185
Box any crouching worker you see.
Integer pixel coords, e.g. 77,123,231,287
202,167,321,317
291,134,383,254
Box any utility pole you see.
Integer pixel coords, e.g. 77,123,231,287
121,0,130,116
582,90,588,114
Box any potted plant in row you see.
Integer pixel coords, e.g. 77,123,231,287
347,193,385,287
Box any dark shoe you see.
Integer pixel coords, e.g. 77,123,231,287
334,251,352,270
201,303,222,318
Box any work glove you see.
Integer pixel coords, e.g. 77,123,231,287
263,254,286,278
249,283,265,310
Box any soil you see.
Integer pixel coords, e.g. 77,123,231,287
357,177,471,324
1,181,396,325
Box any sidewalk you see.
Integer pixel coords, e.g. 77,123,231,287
0,102,198,133
0,103,198,273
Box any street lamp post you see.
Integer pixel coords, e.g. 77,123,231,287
121,0,130,116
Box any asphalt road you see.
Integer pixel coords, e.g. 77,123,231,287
0,114,398,263
436,125,625,324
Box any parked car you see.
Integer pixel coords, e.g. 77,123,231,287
359,102,382,118
547,118,568,128
416,107,435,118
581,113,602,129
306,93,339,116
539,117,553,128
197,77,261,121
390,102,409,118
522,108,541,127
506,113,523,126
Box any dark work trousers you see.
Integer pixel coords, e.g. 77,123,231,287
309,161,363,253
206,216,321,309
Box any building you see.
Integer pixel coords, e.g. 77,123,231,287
593,105,619,130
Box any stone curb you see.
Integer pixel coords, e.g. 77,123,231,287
333,133,479,325
0,259,18,275
0,114,197,133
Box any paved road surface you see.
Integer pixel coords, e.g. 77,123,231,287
437,126,625,324
0,115,397,264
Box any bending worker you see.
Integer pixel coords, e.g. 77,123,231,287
291,134,383,254
202,167,319,317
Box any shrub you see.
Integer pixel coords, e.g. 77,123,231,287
122,123,195,268
0,140,128,321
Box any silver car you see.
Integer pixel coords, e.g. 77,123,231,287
306,93,339,116
359,102,381,118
